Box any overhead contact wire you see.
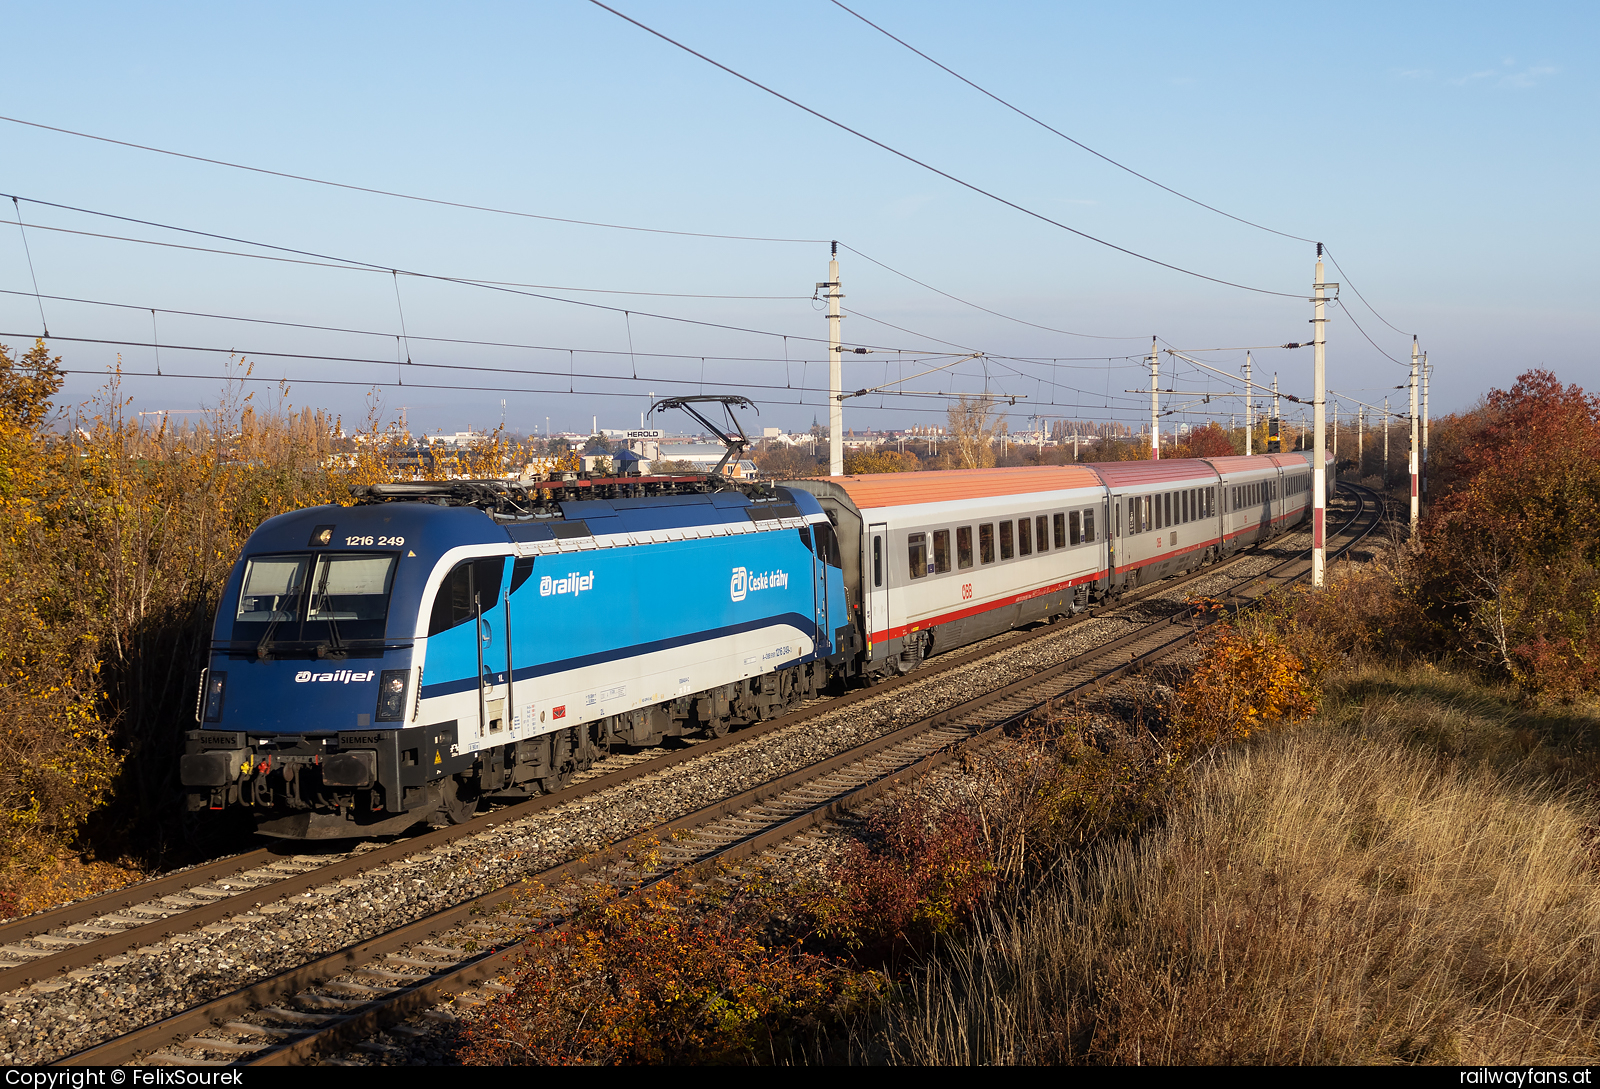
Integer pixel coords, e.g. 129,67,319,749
587,1,1303,299
828,0,1316,246
0,115,824,244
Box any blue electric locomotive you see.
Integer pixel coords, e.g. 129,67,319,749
182,479,853,838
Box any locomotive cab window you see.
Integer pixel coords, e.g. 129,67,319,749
235,551,398,645
428,556,506,636
307,554,396,623
908,533,929,580
237,555,309,623
957,526,974,569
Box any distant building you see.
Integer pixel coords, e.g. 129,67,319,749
657,443,759,478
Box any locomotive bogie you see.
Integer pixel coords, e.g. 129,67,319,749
185,451,1334,839
187,486,851,837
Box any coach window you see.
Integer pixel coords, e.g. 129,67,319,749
1017,518,1032,557
1166,492,1174,526
872,536,883,588
1053,512,1066,549
1181,490,1188,523
1142,495,1152,533
933,529,951,574
979,523,995,565
908,533,929,580
957,526,974,569
1084,508,1096,542
1069,510,1082,546
1127,503,1136,536
1036,515,1049,553
1000,520,1015,561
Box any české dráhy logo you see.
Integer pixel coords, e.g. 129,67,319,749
730,566,787,602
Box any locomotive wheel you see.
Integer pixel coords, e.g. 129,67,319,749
434,777,478,826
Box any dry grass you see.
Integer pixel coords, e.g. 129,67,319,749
876,666,1600,1065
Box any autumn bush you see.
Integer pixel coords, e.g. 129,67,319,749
0,340,519,905
809,801,996,966
456,879,881,1065
1167,420,1235,459
876,667,1600,1065
1171,618,1321,759
1412,369,1600,699
843,448,919,474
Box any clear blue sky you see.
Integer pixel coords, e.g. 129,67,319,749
1,1,1593,438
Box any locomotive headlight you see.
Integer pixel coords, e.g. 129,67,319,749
202,671,227,723
375,669,410,722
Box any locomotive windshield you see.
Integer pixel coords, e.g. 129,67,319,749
232,551,398,650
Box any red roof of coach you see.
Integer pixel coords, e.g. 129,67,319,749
807,465,1102,510
1203,454,1287,474
1085,458,1218,487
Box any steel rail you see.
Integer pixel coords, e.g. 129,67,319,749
55,486,1375,1066
247,484,1383,1066
3,506,1311,996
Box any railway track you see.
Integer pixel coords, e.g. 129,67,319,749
51,483,1381,1067
0,495,1342,999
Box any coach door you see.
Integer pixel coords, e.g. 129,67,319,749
865,523,889,663
1110,497,1124,576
